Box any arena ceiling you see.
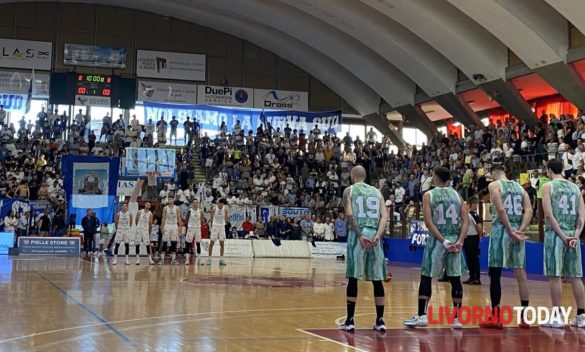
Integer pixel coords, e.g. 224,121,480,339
5,0,585,137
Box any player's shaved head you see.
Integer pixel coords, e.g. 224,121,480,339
351,166,367,183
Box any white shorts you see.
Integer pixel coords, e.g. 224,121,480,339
210,225,226,242
162,225,179,242
186,227,202,242
115,229,131,243
150,232,159,242
136,228,150,244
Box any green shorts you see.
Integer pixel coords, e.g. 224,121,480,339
346,227,387,281
544,229,583,278
421,234,464,278
488,222,525,269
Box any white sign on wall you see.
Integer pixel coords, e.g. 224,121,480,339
136,50,206,81
137,80,197,104
117,180,141,197
0,38,52,70
0,70,50,97
197,84,253,108
75,95,110,107
253,89,308,111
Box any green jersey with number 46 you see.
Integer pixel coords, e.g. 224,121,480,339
493,180,525,227
549,179,580,232
350,182,382,229
429,187,461,236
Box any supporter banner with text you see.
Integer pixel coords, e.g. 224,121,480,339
227,205,257,231
0,70,50,97
143,102,342,133
0,198,30,221
62,156,119,225
280,207,312,219
408,220,430,248
259,205,280,225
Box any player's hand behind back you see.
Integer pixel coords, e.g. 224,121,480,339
511,230,529,241
359,236,372,249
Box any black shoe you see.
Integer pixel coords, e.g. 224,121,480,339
339,318,355,332
373,318,386,332
463,279,474,285
472,280,481,285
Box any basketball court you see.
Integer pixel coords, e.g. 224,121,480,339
1,256,584,351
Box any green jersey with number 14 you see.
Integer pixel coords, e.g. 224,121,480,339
493,180,525,227
350,182,382,229
549,179,580,232
429,187,461,236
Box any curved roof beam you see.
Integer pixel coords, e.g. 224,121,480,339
544,0,585,44
447,0,568,68
278,0,457,96
360,0,508,83
187,0,415,108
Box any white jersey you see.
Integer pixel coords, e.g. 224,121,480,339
188,208,202,228
212,206,226,226
165,205,179,227
117,212,131,229
136,210,151,229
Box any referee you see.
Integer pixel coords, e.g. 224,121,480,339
463,208,483,285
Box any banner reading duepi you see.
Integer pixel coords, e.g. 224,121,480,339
62,156,120,225
143,101,342,133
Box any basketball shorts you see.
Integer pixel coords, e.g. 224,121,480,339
162,225,179,242
150,232,159,243
186,227,202,242
488,222,525,269
544,229,583,278
346,227,387,281
136,227,150,244
115,229,131,244
421,234,465,278
210,225,226,241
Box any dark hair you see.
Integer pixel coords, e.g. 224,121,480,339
547,159,563,175
491,165,506,173
433,166,451,183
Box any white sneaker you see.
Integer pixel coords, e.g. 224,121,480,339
125,258,130,265
112,258,117,265
149,257,155,265
452,318,463,329
136,259,140,265
542,320,566,329
570,314,585,328
404,315,429,328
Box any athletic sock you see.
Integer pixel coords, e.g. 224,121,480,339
376,305,384,321
418,299,428,316
346,301,356,321
521,300,529,315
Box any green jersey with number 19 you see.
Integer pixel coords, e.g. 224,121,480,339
493,180,525,227
549,179,580,232
350,182,382,230
429,187,461,236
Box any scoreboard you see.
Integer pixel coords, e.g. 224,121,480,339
75,74,113,107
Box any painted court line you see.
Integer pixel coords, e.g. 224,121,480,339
297,329,368,352
34,271,137,348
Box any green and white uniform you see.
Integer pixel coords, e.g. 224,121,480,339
544,179,583,277
346,182,386,281
488,180,526,268
421,187,464,277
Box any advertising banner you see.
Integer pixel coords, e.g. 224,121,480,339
62,156,120,225
137,80,197,104
408,220,430,248
0,93,27,113
0,70,50,97
197,84,253,108
280,207,311,219
124,148,176,178
75,95,111,107
64,43,126,68
117,180,141,197
0,38,52,70
136,50,205,81
253,89,308,111
143,102,342,134
198,239,253,257
310,241,347,258
18,237,80,256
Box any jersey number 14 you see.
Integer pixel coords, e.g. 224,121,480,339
436,203,458,225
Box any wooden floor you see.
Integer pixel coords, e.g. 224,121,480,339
0,255,584,352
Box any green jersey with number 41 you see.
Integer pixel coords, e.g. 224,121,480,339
549,179,580,232
493,180,525,227
350,182,382,230
429,187,461,236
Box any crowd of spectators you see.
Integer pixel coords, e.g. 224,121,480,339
2,105,585,240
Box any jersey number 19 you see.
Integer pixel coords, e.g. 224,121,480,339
355,196,380,219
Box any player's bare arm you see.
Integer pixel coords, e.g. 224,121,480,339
210,207,215,225
148,212,153,233
114,213,119,228
422,192,446,243
161,207,167,232
455,196,469,251
343,187,370,248
572,193,585,248
542,183,570,245
489,181,518,240
516,191,533,239
371,193,389,247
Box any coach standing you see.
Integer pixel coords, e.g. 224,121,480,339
82,210,100,256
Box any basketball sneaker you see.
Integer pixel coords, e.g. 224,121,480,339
125,258,130,265
519,317,530,329
136,259,140,265
198,258,205,265
171,259,178,265
542,319,566,329
112,258,117,265
570,314,585,328
149,257,155,265
479,320,503,329
403,315,428,328
339,318,355,332
452,318,463,330
219,259,226,266
373,318,386,332
207,258,212,265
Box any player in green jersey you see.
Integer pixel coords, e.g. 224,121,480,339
542,159,585,328
404,166,469,329
339,166,389,332
481,165,532,329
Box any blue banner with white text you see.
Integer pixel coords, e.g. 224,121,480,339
143,102,342,134
62,156,120,225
